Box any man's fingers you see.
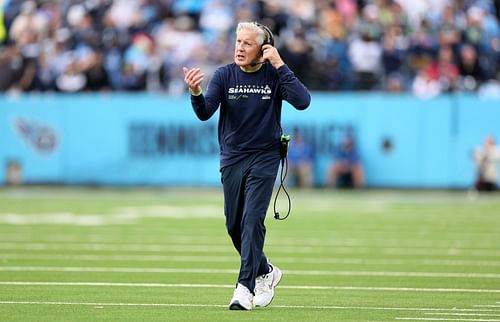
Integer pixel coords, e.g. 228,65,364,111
192,73,204,84
184,68,202,86
186,73,204,87
186,68,200,78
183,66,204,94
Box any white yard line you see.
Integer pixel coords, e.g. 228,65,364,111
1,234,499,250
0,242,233,253
1,242,499,257
0,300,499,313
2,253,500,267
1,266,499,279
0,301,226,308
0,253,237,262
396,318,500,321
474,306,500,308
425,313,500,317
1,281,499,293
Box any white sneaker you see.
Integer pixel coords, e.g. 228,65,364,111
229,283,254,310
253,264,282,307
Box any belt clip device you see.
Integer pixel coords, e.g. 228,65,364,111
280,134,291,159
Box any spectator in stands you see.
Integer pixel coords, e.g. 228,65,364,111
412,67,443,99
412,45,460,97
288,128,315,188
118,32,155,91
458,43,487,91
199,0,234,40
279,30,313,89
472,134,500,191
407,18,438,76
435,5,462,52
381,25,408,90
348,4,383,90
462,5,500,80
84,50,110,91
326,129,364,189
0,45,22,91
315,1,351,91
431,45,461,92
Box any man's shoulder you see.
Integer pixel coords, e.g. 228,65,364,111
215,63,238,74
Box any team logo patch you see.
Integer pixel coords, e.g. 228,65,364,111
14,118,59,154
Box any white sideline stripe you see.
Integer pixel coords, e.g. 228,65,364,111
1,242,499,257
0,300,498,313
0,301,226,308
474,306,500,308
2,253,500,267
1,281,499,293
1,234,499,251
0,242,232,253
425,313,500,317
0,254,236,263
1,266,500,279
396,318,500,321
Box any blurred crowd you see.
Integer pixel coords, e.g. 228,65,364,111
0,0,499,96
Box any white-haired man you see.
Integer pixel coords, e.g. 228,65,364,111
183,21,310,310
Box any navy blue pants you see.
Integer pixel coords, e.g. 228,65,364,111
221,150,281,292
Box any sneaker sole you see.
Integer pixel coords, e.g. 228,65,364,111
255,269,283,308
229,300,251,311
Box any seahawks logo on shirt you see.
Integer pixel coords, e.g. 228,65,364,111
228,85,272,100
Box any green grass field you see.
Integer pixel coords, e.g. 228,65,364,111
0,187,499,321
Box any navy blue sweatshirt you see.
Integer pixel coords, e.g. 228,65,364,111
191,63,311,169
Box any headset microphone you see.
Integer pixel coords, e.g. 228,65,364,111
250,60,268,67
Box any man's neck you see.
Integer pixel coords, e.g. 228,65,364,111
240,63,263,73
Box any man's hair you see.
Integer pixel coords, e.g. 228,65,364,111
236,22,267,46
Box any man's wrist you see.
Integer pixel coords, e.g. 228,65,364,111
273,60,285,69
189,86,202,96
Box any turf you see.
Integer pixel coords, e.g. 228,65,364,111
0,187,499,321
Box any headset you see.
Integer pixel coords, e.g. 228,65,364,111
253,22,274,48
251,22,275,66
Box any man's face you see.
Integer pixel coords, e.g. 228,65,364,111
234,29,261,67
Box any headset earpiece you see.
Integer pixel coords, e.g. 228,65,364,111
249,22,275,67
253,22,274,48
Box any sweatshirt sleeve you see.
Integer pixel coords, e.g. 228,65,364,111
277,64,311,110
190,69,224,121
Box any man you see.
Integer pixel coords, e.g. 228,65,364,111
183,21,310,310
326,130,364,189
288,127,314,188
473,135,500,191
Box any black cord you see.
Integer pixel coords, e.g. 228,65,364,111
271,72,291,220
273,154,291,220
